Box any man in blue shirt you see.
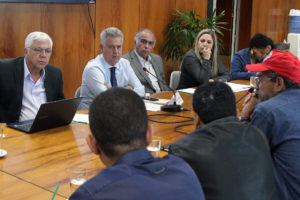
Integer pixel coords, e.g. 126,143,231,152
242,50,300,199
79,27,145,109
230,33,273,80
70,87,205,200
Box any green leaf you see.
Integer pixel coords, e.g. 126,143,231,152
160,8,227,64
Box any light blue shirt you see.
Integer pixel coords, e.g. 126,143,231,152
80,54,145,109
19,58,46,121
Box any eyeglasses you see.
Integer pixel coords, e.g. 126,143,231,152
30,47,52,55
140,39,155,46
255,76,273,86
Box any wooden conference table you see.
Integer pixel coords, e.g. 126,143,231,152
0,80,249,200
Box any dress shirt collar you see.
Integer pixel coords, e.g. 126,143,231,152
100,54,120,70
114,149,155,166
114,149,170,174
23,58,45,81
134,50,152,66
204,116,238,127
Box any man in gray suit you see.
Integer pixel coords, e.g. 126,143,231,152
123,29,169,93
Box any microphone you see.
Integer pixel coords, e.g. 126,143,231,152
143,67,181,112
235,87,254,104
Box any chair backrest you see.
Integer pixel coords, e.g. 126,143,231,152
169,71,181,90
74,87,81,98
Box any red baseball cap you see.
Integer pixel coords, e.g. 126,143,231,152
246,50,300,84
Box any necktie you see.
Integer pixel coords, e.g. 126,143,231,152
110,67,118,87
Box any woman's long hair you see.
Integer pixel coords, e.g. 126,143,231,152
194,29,218,77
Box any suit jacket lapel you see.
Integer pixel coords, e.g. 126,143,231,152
12,57,25,119
149,56,165,90
129,51,155,90
14,58,25,103
44,66,54,102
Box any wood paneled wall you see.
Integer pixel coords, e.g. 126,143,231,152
238,0,253,50
0,1,206,98
251,0,300,43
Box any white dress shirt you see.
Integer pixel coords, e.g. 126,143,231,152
19,58,46,121
80,54,145,109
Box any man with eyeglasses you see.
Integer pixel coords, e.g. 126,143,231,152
0,31,64,123
123,28,169,94
79,27,145,109
241,50,300,199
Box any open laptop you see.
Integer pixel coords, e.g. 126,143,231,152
7,97,82,133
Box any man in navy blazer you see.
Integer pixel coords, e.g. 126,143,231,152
123,29,169,93
0,31,64,123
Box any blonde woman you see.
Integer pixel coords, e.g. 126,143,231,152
177,29,230,89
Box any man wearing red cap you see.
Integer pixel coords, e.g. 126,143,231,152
241,50,300,199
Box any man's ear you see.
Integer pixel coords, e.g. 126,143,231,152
273,76,286,94
146,123,154,146
134,40,137,48
86,134,101,155
24,48,28,56
100,44,104,52
192,110,205,129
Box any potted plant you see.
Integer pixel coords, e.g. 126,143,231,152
160,8,227,66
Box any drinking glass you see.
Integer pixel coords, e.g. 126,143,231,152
147,136,161,158
69,166,87,195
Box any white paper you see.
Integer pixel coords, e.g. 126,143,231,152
73,114,89,124
178,88,196,94
143,98,170,105
178,83,250,94
226,82,250,92
144,102,162,111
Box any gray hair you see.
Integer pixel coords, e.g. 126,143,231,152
134,28,156,46
25,31,53,49
100,27,124,46
194,29,218,77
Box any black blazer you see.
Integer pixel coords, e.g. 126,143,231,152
177,49,230,89
0,57,65,123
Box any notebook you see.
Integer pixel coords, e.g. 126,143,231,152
7,97,82,133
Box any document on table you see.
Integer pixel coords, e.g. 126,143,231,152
144,102,163,111
226,82,250,92
73,114,89,124
178,88,195,94
143,98,169,105
178,82,250,94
